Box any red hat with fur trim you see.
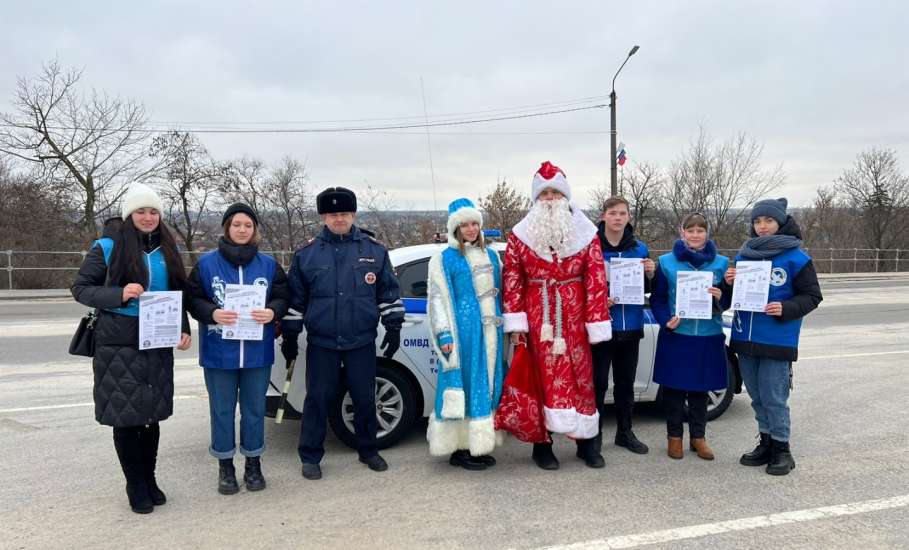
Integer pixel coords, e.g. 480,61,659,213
531,161,570,201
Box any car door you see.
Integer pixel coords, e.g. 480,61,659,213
393,258,437,388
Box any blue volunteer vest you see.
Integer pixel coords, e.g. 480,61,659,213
657,251,728,337
93,237,169,317
603,240,649,333
730,247,811,350
196,250,277,369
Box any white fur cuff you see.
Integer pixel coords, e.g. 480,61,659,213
586,320,613,344
440,388,465,419
468,417,497,456
504,312,529,333
544,406,578,434
566,410,600,439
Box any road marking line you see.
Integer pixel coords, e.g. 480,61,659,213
799,350,909,361
0,394,204,414
536,494,909,550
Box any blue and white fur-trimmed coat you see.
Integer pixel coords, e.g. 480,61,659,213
426,243,505,456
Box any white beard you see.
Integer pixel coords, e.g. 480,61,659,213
524,198,576,259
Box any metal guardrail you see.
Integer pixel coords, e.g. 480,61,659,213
2,247,906,290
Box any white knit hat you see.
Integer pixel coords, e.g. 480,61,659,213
531,161,571,201
121,182,164,219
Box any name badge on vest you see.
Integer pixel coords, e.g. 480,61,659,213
359,257,376,264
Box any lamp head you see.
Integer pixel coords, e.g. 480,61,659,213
629,45,640,56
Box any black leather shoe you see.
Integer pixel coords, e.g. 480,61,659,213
766,440,796,476
126,483,154,514
218,459,239,495
472,455,496,467
301,462,322,480
532,443,560,470
576,439,606,469
359,454,389,472
615,430,650,455
449,450,487,471
243,456,267,491
740,433,772,466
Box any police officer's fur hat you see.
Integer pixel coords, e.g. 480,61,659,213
317,187,357,214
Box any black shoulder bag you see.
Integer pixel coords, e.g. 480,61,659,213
68,310,98,357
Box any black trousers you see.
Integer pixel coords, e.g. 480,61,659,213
662,387,708,438
299,342,378,464
591,338,640,435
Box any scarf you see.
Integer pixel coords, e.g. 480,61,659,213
218,236,259,266
672,238,717,268
738,216,803,259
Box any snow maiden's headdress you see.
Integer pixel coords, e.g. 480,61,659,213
446,198,483,248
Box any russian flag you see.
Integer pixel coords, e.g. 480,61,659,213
617,146,627,166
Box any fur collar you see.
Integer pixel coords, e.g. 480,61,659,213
511,203,597,261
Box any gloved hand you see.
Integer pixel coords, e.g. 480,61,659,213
281,333,299,362
380,328,401,359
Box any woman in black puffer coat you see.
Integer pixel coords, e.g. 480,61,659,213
71,183,192,515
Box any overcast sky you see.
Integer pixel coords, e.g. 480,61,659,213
2,1,907,210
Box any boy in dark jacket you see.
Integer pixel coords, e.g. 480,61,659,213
592,197,655,455
722,198,822,475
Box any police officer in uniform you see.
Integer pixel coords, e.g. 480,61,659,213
281,187,404,480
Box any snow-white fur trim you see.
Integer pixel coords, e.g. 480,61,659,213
427,415,502,457
544,406,578,434
566,409,600,439
586,320,613,344
544,406,600,439
446,206,483,248
532,170,571,201
468,416,497,456
540,323,554,342
511,202,597,262
427,414,468,456
427,253,460,372
441,388,465,419
504,312,529,333
552,337,567,355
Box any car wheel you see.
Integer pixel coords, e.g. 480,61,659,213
329,363,418,450
705,359,736,421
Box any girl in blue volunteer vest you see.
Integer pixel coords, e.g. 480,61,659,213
650,213,729,461
426,198,505,470
721,198,822,476
187,203,290,495
71,183,192,514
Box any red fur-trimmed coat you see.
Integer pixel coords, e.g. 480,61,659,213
501,216,612,440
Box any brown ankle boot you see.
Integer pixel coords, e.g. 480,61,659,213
690,438,715,460
667,437,683,459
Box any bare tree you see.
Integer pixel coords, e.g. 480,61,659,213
149,132,220,259
220,156,318,253
835,148,909,251
0,60,152,236
477,178,531,235
663,128,784,245
359,184,400,246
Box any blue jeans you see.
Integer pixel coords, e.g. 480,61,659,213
203,366,272,459
738,354,791,442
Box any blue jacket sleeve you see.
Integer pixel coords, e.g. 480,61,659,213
649,263,673,328
283,250,308,336
376,249,404,331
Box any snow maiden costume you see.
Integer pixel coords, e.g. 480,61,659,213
426,198,505,467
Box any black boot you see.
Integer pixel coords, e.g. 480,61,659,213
532,442,560,470
218,458,240,495
140,424,166,505
766,439,796,476
243,456,266,491
615,430,650,455
740,433,772,467
449,450,487,471
576,438,605,468
113,427,153,514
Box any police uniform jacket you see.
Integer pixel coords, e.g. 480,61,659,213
284,225,404,350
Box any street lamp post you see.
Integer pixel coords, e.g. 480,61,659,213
610,45,640,196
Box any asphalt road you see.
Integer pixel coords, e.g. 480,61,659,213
1,275,908,549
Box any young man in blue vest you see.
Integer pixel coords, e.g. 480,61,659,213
592,197,655,456
722,198,822,475
281,187,405,481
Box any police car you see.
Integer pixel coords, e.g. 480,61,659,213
266,241,743,450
